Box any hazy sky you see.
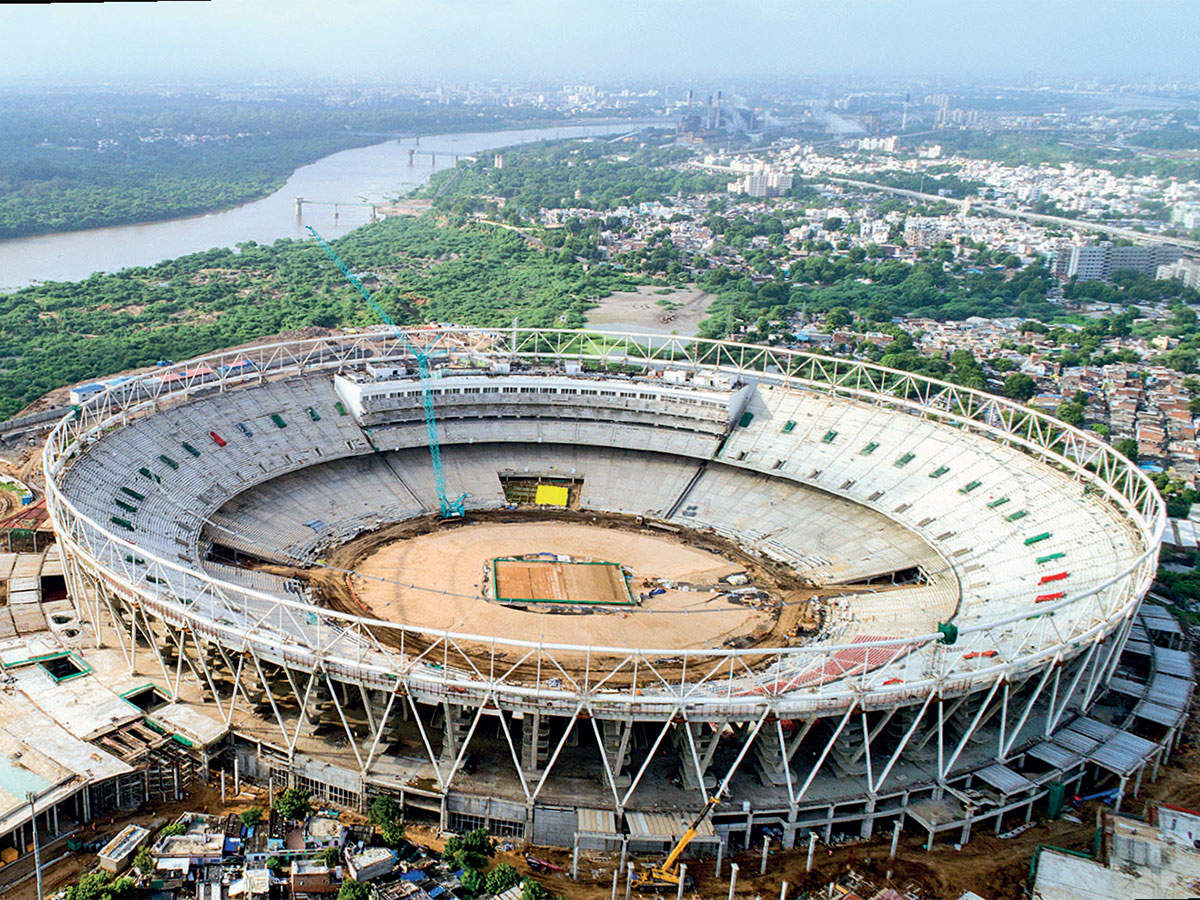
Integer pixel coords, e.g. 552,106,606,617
2,0,1195,85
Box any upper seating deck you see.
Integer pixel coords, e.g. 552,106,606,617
54,367,1146,695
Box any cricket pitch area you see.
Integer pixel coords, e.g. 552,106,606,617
306,512,821,661
491,557,635,606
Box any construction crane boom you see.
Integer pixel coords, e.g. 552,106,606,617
631,795,721,891
306,226,465,517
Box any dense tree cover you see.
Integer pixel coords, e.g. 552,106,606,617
1066,270,1200,307
1002,372,1038,402
64,872,135,900
694,254,1059,341
485,863,523,894
422,139,726,218
929,129,1200,182
0,91,563,238
367,795,406,846
843,168,985,199
520,878,558,900
443,828,495,871
932,131,1107,168
459,869,486,896
272,786,312,820
0,216,641,418
1125,112,1200,151
132,846,155,875
337,880,372,900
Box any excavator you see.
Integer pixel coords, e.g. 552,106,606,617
630,796,720,892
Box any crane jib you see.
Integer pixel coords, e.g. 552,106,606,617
305,226,466,517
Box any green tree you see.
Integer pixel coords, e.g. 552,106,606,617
825,306,852,328
273,787,312,821
65,872,136,900
443,828,495,872
1001,373,1037,403
520,878,554,900
132,847,154,875
367,796,406,847
240,807,263,829
337,879,372,900
1054,400,1085,427
318,847,342,867
265,856,283,874
1171,303,1197,331
459,868,486,897
160,822,185,837
1114,438,1139,462
485,862,522,894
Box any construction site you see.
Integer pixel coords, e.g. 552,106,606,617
0,317,1185,898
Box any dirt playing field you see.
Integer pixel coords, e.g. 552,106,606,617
342,520,771,651
493,559,634,606
256,509,820,685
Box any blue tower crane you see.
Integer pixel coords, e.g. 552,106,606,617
306,226,466,517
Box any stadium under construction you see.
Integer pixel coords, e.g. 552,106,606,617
17,326,1188,857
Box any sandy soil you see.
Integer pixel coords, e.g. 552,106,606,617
347,521,765,651
268,510,822,682
586,285,715,337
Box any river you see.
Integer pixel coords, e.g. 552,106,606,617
0,120,653,292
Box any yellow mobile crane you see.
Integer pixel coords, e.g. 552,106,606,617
630,796,720,892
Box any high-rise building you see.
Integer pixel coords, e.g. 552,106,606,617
1064,242,1183,283
1158,257,1200,290
727,169,793,198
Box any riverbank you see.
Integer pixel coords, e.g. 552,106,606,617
0,133,380,242
0,118,657,292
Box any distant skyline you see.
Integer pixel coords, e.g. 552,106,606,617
2,0,1197,86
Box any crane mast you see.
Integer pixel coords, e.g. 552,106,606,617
306,226,466,517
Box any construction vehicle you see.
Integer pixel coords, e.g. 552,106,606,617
630,796,720,891
524,853,565,874
306,226,466,517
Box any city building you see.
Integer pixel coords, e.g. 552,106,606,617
1158,257,1200,290
1065,242,1183,282
1032,804,1200,899
727,169,793,198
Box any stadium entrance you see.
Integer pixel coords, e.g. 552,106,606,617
499,473,583,508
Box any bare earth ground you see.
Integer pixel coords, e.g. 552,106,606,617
586,285,715,337
272,510,823,684
344,521,766,651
